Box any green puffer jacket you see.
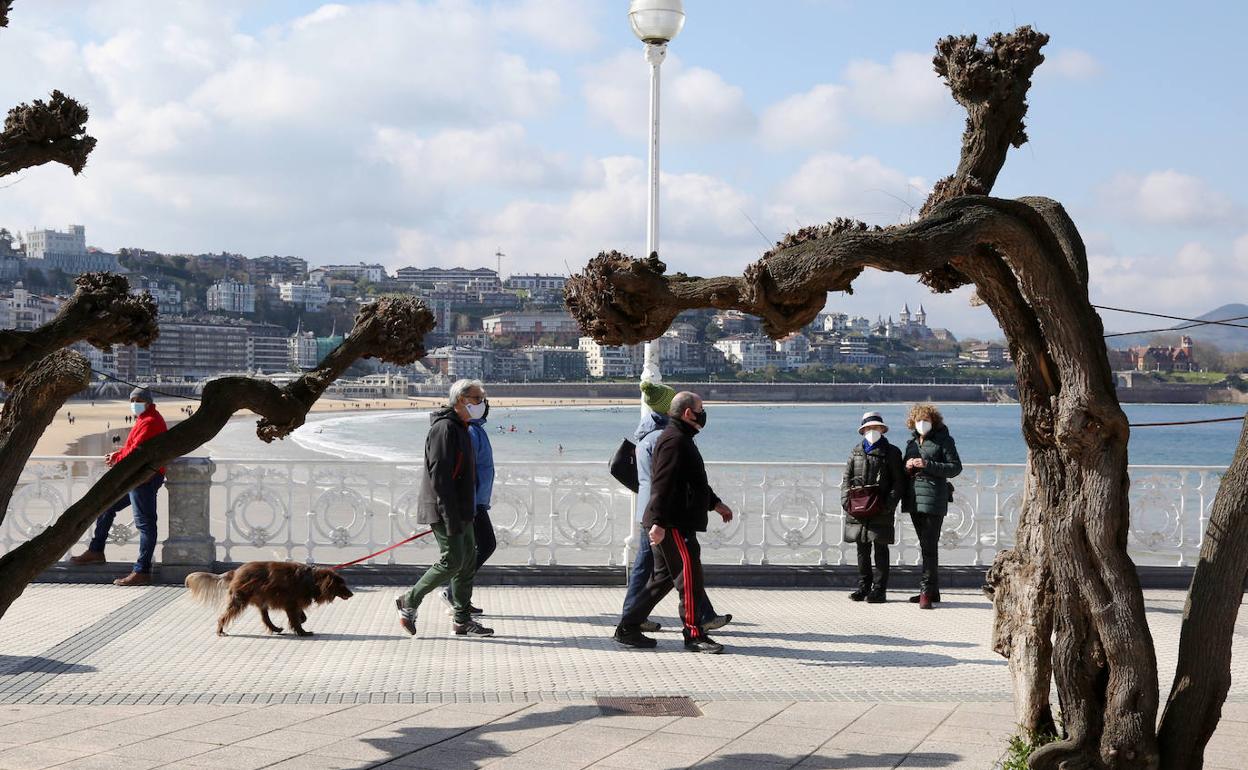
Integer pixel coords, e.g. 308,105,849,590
840,438,906,545
902,424,962,516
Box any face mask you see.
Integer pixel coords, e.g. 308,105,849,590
466,401,487,420
130,402,147,416
692,410,707,429
915,420,932,436
863,429,883,445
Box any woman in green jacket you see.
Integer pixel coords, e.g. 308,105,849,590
902,404,962,609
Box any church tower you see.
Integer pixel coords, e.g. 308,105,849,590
899,303,911,328
916,304,927,327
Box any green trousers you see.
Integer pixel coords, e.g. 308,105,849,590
403,522,477,623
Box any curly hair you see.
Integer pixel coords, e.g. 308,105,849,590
905,403,944,431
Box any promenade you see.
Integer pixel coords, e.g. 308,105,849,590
0,584,1246,768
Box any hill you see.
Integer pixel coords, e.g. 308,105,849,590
1107,303,1248,352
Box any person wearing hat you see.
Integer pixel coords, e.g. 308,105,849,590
619,381,730,637
841,411,906,603
70,387,169,586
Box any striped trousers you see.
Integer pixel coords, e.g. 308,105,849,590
620,529,706,640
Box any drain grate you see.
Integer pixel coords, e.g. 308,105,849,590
595,696,702,717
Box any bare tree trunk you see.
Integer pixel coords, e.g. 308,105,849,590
0,296,433,620
1157,418,1248,768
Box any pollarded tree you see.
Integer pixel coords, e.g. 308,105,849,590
565,27,1248,769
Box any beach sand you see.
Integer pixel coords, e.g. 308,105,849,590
34,395,637,456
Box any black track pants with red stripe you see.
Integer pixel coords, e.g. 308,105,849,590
620,529,706,640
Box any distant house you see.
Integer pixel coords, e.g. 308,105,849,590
963,343,1008,366
1127,336,1196,372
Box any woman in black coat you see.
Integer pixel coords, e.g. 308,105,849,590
901,403,963,609
841,411,906,603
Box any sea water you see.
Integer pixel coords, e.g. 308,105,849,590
204,402,1244,468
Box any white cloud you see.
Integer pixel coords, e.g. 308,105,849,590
1103,170,1237,226
582,51,755,142
759,85,849,151
758,51,949,151
1043,49,1103,80
1235,233,1248,262
767,153,928,227
494,0,602,53
1090,239,1248,320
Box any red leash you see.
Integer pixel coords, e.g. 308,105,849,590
329,529,434,570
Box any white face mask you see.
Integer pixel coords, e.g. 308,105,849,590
863,429,883,445
130,402,147,416
915,420,932,436
465,401,487,420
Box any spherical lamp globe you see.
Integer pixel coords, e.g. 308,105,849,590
628,0,685,44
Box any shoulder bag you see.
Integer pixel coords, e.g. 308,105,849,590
609,438,639,493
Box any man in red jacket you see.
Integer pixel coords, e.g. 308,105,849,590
70,387,168,586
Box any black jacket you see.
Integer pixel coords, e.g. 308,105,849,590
642,419,721,533
416,407,477,534
902,424,962,516
841,437,906,544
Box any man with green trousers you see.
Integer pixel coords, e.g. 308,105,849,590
396,379,494,637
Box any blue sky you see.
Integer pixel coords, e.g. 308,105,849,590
1,1,1244,337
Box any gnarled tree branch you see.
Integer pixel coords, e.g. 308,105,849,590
0,90,97,178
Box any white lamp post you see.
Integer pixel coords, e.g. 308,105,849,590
629,0,684,407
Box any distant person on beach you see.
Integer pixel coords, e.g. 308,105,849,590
439,381,496,616
901,404,962,609
396,379,493,638
841,411,905,603
620,381,730,638
615,390,733,654
70,388,168,587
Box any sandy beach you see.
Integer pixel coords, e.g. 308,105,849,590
32,395,637,457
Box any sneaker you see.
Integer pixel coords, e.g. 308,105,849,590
453,620,494,637
69,550,105,565
849,587,870,602
639,620,661,633
918,592,934,610
441,588,484,616
613,625,657,649
396,597,417,636
684,636,725,654
909,592,941,604
866,586,887,604
703,614,732,631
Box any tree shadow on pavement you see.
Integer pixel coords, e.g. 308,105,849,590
359,703,966,769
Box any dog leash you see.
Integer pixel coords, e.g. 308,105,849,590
329,529,434,570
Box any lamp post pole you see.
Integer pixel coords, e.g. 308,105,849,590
639,40,666,402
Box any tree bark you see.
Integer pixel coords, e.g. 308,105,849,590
0,90,96,178
1157,417,1248,768
0,295,434,620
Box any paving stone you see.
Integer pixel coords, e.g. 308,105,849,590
100,736,219,763
0,743,90,769
658,716,755,739
161,719,277,745
0,719,77,744
47,755,164,770
30,727,147,753
795,754,907,770
178,744,305,769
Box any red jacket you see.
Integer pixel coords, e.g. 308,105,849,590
116,408,168,475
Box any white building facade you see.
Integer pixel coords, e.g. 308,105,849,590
206,280,256,314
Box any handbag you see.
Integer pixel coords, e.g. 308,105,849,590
609,438,639,493
846,484,882,520
947,481,955,503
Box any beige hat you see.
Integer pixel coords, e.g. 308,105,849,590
858,411,888,434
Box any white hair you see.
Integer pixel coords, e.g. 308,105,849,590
448,379,485,406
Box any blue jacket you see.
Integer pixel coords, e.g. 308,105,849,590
468,417,494,510
633,412,669,524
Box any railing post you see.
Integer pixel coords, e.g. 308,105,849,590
160,457,217,582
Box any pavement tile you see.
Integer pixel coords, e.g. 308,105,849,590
263,756,367,770
178,745,305,769
0,720,78,744
696,754,801,769
658,716,755,740
100,736,219,763
48,755,164,770
708,738,812,764
738,721,841,750
289,713,394,738
0,743,90,770
588,753,705,770
795,754,907,770
312,736,422,762
383,747,505,769
233,726,348,753
816,730,921,755
0,706,72,727
627,729,732,757
696,701,792,724
920,722,1014,748
31,727,147,753
768,702,873,728
161,719,277,745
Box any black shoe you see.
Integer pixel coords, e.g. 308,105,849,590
703,614,732,631
866,586,887,604
396,597,417,636
614,625,657,648
684,635,725,654
909,592,941,604
849,586,870,602
453,620,494,637
639,620,661,633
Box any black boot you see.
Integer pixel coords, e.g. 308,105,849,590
849,579,871,602
866,585,887,603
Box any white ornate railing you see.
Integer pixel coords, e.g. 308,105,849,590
2,458,1227,569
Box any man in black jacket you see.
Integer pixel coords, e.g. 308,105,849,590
615,391,733,653
396,379,493,638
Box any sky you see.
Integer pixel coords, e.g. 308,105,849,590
1,0,1245,338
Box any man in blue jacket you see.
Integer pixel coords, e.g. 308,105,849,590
441,384,497,615
621,381,730,634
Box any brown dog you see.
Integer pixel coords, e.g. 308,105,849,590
185,561,353,636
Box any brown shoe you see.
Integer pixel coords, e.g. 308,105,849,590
69,550,106,565
113,572,151,587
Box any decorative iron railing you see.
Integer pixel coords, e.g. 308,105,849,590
4,458,1226,569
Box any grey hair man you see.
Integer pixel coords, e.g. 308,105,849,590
396,379,493,637
615,391,734,653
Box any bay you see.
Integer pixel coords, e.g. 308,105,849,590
205,402,1244,468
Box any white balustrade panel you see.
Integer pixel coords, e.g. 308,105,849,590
4,458,1227,568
